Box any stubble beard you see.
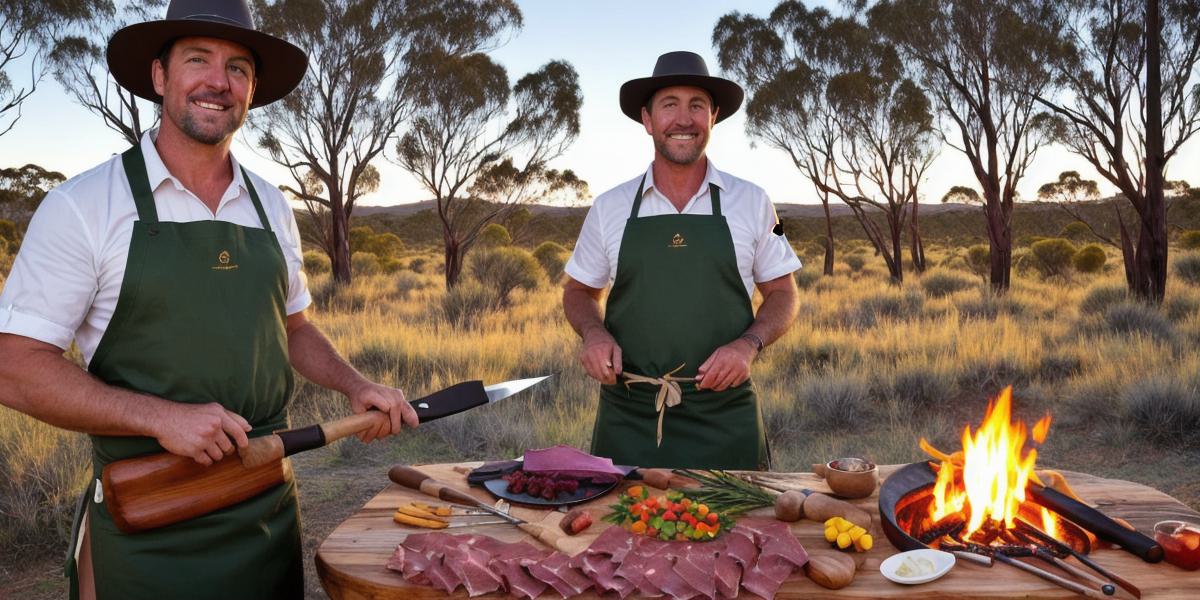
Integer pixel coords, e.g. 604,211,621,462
168,97,247,146
654,131,707,166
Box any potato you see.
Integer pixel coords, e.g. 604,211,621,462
774,490,806,521
804,552,857,589
801,491,871,527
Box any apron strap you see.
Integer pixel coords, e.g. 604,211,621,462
121,146,159,224
627,175,722,218
241,166,273,233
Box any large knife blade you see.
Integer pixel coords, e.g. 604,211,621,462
410,375,552,421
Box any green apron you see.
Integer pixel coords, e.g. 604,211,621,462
591,176,769,470
67,145,303,600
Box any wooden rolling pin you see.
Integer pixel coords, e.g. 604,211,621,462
388,464,571,553
103,410,390,533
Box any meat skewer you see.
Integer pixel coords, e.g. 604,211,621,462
1016,517,1142,599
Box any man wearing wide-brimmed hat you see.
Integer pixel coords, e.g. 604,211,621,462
0,1,417,598
563,51,802,470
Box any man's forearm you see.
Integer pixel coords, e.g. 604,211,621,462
285,319,369,396
745,278,800,348
0,333,164,437
562,285,607,340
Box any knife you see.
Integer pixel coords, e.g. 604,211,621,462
252,375,553,468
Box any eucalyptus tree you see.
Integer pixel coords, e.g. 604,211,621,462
715,2,937,283
250,0,524,285
0,0,112,137
868,0,1060,291
47,1,165,146
1037,171,1119,248
1032,0,1200,303
392,52,582,287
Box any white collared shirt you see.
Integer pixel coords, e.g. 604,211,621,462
0,130,311,365
565,161,802,298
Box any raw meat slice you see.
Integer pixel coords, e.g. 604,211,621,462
643,554,700,600
712,551,741,598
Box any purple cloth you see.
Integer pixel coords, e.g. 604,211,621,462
522,445,633,483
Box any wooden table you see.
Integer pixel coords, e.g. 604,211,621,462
316,463,1200,599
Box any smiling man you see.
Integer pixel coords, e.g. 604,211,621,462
0,1,417,599
562,51,802,470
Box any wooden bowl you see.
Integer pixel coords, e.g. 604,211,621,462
813,458,879,499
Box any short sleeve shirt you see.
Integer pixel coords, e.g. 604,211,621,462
0,130,311,365
564,161,802,299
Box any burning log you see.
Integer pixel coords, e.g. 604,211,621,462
918,514,965,545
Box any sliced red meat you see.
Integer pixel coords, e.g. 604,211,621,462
527,551,593,597
672,542,718,600
723,530,760,567
712,551,742,598
588,524,637,561
491,558,548,599
579,552,637,598
442,544,504,597
738,518,809,568
644,554,701,600
422,559,463,595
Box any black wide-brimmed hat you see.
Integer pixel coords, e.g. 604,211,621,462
107,0,308,108
619,51,744,124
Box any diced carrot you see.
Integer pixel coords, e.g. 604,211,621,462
631,520,647,534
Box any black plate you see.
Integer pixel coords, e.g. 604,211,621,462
483,477,618,507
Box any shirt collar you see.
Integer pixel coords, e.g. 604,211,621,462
140,129,248,198
642,158,727,200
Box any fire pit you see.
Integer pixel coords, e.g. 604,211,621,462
878,387,1164,597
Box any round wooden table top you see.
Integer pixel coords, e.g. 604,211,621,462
316,463,1200,599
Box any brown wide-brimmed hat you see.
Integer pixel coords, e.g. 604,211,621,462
107,0,308,108
619,51,744,124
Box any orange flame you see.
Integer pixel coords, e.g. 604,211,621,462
928,386,1052,537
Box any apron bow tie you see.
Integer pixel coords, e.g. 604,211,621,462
622,364,696,447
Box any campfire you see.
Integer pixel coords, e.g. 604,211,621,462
898,386,1093,555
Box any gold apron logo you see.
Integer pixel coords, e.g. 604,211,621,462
212,250,239,271
669,233,687,248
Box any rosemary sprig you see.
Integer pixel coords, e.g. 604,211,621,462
673,469,775,516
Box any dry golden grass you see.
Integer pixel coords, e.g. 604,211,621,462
2,244,1199,594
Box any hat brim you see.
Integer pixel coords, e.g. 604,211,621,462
107,19,308,109
619,74,743,124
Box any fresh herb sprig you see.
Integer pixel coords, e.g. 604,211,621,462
673,469,775,516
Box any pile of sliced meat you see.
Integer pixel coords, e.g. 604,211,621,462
385,518,809,599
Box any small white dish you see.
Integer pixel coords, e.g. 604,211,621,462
879,549,956,585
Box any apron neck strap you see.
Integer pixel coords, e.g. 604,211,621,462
241,166,274,233
628,175,722,218
121,146,159,224
119,145,274,232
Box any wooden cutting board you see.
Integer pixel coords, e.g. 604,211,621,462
315,463,1200,599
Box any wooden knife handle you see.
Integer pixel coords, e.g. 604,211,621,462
388,465,481,507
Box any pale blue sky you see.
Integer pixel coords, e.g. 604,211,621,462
0,0,1195,206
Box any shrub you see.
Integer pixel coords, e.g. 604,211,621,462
920,269,975,298
965,244,989,278
1165,293,1200,322
1072,244,1107,273
532,241,568,282
377,256,405,274
477,223,512,247
1030,238,1077,278
408,257,428,274
442,279,496,327
362,232,404,259
1174,253,1200,286
348,226,375,253
1179,230,1200,250
393,270,428,298
889,366,954,412
799,375,871,430
468,247,543,306
1105,301,1175,342
1080,283,1129,315
302,250,331,274
1060,221,1091,241
1122,377,1200,445
851,289,924,327
794,268,821,290
351,251,379,276
844,254,866,272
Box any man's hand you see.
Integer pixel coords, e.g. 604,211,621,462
347,381,419,442
695,337,758,392
151,402,252,466
580,326,623,385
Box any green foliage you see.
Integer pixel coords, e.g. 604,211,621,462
1038,171,1100,203
441,279,496,328
799,375,871,431
1122,378,1200,445
965,245,990,278
941,185,981,205
1080,283,1130,316
1179,230,1200,250
477,222,512,247
1072,244,1107,273
1105,302,1175,342
532,240,567,281
378,256,405,274
303,250,331,274
363,232,405,259
393,271,429,299
1174,253,1200,286
468,246,543,306
794,268,822,290
851,289,924,328
1060,221,1092,241
889,365,954,412
844,254,866,272
1030,238,1078,278
920,269,975,298
351,251,379,276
